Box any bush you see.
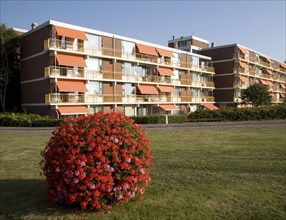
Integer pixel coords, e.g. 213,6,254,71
188,104,286,121
0,113,61,127
41,112,154,211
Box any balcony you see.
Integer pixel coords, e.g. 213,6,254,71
44,38,215,74
260,60,270,68
45,93,214,104
261,73,270,79
45,65,214,87
45,93,85,103
272,98,284,103
45,66,85,78
249,70,256,76
233,82,249,89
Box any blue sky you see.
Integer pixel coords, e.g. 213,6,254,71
1,0,285,62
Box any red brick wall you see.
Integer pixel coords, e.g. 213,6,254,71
21,53,51,81
20,25,52,58
21,79,51,103
214,89,234,102
214,75,235,88
191,39,209,49
200,46,235,61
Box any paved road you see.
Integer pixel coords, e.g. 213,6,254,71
0,120,285,135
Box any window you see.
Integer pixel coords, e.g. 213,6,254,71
61,36,66,49
122,83,134,95
122,62,135,76
192,56,199,66
173,69,179,79
122,41,135,56
136,66,146,78
178,40,187,47
86,58,102,72
86,81,102,95
85,34,102,54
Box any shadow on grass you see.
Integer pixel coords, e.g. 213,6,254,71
0,179,58,218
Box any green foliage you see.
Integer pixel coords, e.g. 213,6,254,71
188,104,286,121
0,113,61,127
131,114,188,124
0,24,21,113
241,83,272,107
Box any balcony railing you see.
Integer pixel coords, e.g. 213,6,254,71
45,66,85,78
45,93,215,104
44,38,215,74
272,98,284,103
45,66,215,88
261,73,270,79
233,82,249,89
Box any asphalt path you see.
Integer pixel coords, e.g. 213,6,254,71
0,120,285,135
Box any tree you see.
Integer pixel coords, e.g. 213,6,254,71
0,24,21,113
241,83,272,107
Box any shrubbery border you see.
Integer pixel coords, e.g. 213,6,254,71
1,104,285,126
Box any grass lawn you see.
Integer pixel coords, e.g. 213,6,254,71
0,127,285,219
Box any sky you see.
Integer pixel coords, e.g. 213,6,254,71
1,0,285,62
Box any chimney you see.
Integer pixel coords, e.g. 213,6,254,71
172,35,175,40
31,22,38,29
211,42,215,47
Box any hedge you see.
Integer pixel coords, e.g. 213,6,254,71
188,104,286,121
0,113,61,127
1,105,285,127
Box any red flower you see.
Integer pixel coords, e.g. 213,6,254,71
41,112,154,211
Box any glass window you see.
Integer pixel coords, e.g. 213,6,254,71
85,34,102,54
86,81,102,94
122,41,135,55
192,56,199,66
122,83,134,95
173,69,179,79
86,58,102,71
122,62,134,75
136,66,146,77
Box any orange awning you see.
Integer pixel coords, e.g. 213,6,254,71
280,63,286,69
270,93,275,98
267,81,274,87
159,104,179,111
265,57,272,63
238,46,247,54
202,104,219,110
281,83,286,88
280,93,286,98
156,48,174,57
54,26,87,40
57,80,88,92
57,106,88,115
260,79,269,85
56,54,86,67
158,66,174,76
136,43,158,57
239,61,248,68
158,85,175,93
239,75,248,83
137,85,159,95
267,69,273,74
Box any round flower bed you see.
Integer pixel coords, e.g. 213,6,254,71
41,112,154,210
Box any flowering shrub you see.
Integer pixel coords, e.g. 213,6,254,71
41,112,154,210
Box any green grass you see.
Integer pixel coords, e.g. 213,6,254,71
0,127,285,219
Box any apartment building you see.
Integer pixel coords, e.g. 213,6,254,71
199,45,286,107
20,20,216,118
168,37,286,107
